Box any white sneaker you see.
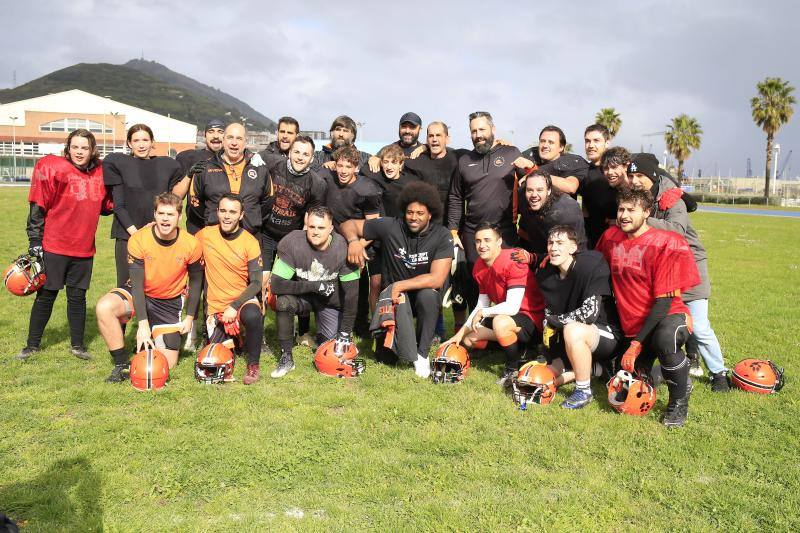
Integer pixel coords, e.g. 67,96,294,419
414,355,431,378
296,333,318,350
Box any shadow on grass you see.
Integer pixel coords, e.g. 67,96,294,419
0,457,102,531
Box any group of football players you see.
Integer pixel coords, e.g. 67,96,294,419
11,110,740,428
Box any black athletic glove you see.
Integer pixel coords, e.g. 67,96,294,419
28,241,43,260
189,161,205,176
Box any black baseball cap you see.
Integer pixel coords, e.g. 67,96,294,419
205,118,227,131
628,153,660,180
399,112,422,127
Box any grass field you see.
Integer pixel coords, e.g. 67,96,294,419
1,187,799,532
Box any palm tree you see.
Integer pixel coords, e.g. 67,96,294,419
664,115,702,181
751,77,796,200
595,108,622,139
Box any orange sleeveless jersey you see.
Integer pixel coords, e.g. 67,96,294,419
196,226,262,314
127,227,202,299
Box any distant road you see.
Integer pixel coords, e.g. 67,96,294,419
698,205,800,218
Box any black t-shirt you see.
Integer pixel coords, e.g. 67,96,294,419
403,149,459,223
361,168,421,218
535,250,620,330
322,171,382,228
580,163,617,248
518,193,587,255
103,153,183,240
363,217,453,287
447,144,522,234
262,160,327,239
272,230,358,308
521,148,590,191
175,147,215,176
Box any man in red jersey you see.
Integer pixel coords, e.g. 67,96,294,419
447,222,545,385
596,188,700,428
16,129,112,361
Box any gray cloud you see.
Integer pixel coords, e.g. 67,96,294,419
3,0,798,176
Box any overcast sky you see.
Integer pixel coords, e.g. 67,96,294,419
3,0,799,177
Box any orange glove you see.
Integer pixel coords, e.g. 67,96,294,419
621,340,642,372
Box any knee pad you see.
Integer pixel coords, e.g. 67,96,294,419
496,331,518,348
659,350,688,371
238,303,263,327
276,295,298,314
65,286,86,304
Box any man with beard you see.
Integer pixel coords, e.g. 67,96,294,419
197,194,265,384
581,124,618,248
527,225,622,408
173,118,226,234
313,115,371,171
341,182,453,378
626,153,729,392
447,111,530,317
259,116,300,167
517,169,586,255
269,207,360,378
596,188,700,428
367,112,424,172
261,135,327,278
522,125,589,195
446,222,545,385
323,145,382,336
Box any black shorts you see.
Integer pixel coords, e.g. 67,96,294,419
545,322,622,366
113,288,184,349
483,312,538,344
367,251,382,278
42,251,93,290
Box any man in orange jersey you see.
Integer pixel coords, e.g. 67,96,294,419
96,193,203,383
196,194,265,384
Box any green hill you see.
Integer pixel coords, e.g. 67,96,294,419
0,62,275,131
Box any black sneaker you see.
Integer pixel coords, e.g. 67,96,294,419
15,346,40,361
662,396,690,428
710,370,730,393
70,346,92,360
105,364,130,383
270,352,295,378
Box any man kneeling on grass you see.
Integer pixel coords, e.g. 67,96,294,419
446,222,545,386
268,206,360,378
340,182,452,378
515,225,622,408
596,188,700,428
96,193,203,382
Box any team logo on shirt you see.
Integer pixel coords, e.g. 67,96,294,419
247,168,258,180
494,156,505,167
394,247,429,269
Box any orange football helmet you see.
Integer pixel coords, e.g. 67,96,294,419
512,361,557,408
195,343,235,383
3,254,46,296
607,370,656,416
431,342,470,384
314,339,364,378
130,348,169,391
731,359,784,394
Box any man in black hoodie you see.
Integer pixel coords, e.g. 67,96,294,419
259,116,300,167
312,115,371,171
447,111,530,314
